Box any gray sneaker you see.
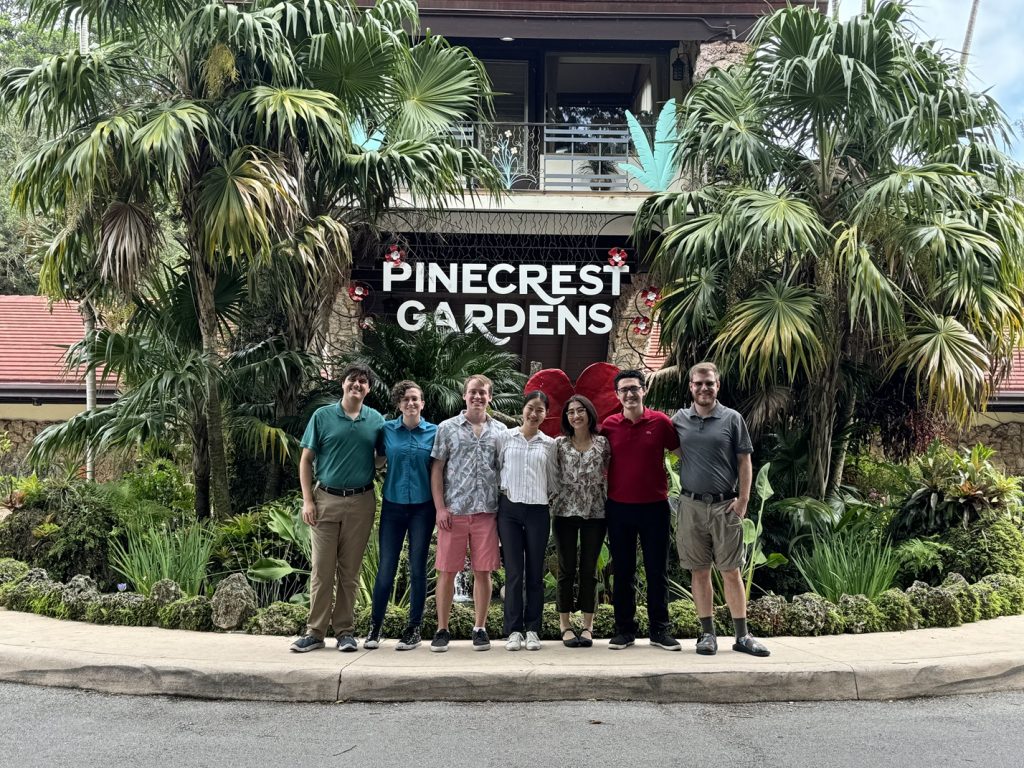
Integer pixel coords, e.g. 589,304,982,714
472,627,491,651
695,632,718,656
336,634,358,652
289,634,325,653
396,626,421,651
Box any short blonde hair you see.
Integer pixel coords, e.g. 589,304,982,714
464,374,493,395
688,361,720,382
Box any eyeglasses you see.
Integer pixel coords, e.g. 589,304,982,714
616,386,643,395
565,408,588,417
691,381,717,389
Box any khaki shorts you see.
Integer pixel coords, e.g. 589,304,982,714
676,495,745,571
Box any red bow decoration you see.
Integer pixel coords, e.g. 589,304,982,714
607,247,628,267
384,245,405,265
524,362,622,437
640,286,660,307
633,315,651,335
348,282,370,302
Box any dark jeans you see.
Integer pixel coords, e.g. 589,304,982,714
371,499,435,627
497,496,550,635
605,499,671,636
552,516,607,614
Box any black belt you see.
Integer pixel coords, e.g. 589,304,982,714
680,489,738,504
319,483,373,497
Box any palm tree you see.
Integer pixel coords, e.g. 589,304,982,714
960,0,981,77
2,0,501,516
637,0,1024,498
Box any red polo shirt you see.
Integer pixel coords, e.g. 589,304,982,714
601,408,680,504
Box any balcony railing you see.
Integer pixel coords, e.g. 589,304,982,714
454,121,660,193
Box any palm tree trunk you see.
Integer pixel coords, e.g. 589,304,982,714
825,392,856,498
192,412,211,519
79,298,97,481
960,0,981,79
194,262,232,519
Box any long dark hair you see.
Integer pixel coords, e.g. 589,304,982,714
560,395,598,436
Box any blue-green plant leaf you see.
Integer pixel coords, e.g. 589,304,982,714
620,98,678,191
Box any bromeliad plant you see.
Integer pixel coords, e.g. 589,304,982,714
619,98,677,192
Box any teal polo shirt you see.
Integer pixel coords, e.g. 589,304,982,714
300,402,384,489
379,417,437,505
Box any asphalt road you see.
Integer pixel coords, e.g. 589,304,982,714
2,683,1022,767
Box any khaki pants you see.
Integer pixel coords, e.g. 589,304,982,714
306,487,376,638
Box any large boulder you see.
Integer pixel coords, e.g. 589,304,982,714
211,573,258,631
150,579,183,606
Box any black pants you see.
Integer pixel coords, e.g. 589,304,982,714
552,516,607,614
606,499,671,636
497,496,550,635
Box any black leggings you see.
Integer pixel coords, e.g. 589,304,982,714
552,516,607,614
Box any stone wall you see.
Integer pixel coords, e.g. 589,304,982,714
0,419,57,473
693,41,751,83
958,419,1024,475
607,284,649,372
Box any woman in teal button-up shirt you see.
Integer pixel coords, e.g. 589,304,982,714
365,380,437,651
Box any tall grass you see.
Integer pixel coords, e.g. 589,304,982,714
791,529,900,603
110,522,215,596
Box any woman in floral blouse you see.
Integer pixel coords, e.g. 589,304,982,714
550,394,610,647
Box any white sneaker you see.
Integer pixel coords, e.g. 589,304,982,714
505,631,524,651
525,631,541,651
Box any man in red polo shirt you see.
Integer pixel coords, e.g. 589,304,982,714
601,369,681,651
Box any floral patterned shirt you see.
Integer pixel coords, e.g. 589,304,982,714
550,435,610,519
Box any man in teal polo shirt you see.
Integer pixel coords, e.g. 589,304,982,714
290,363,384,653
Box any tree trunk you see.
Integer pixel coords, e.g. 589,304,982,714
825,392,856,498
960,0,981,78
192,411,211,519
193,262,232,519
79,298,97,481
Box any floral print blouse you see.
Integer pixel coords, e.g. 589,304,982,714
550,434,610,519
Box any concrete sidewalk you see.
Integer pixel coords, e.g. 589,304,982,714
1,608,1023,703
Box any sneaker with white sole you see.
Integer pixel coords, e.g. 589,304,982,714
364,623,382,649
430,629,451,653
525,631,541,651
289,634,324,653
472,627,491,651
505,631,524,651
395,626,421,651
336,634,358,652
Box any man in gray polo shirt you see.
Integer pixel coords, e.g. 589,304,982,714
672,361,769,657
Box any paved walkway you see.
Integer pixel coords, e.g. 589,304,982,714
1,609,1023,703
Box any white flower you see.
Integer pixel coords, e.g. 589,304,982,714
510,147,518,155
491,145,499,154
504,130,512,137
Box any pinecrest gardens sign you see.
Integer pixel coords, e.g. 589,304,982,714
383,261,629,344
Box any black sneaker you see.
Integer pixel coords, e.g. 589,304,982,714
649,630,681,651
289,634,324,653
336,633,358,652
472,627,491,651
696,632,718,655
396,625,422,651
364,623,382,649
430,628,451,653
608,632,635,650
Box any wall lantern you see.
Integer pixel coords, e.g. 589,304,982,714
672,50,689,82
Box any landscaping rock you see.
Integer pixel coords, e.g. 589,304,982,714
969,580,1006,620
246,601,309,636
838,594,885,634
875,587,920,631
979,573,1024,615
668,599,700,639
53,575,101,620
211,573,258,631
0,557,28,586
784,593,844,636
941,573,981,623
84,592,157,626
158,595,214,632
150,579,183,606
0,572,59,613
747,594,787,638
906,581,962,628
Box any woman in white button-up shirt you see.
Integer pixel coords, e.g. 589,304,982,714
496,391,556,651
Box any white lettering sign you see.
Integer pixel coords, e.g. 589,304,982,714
384,262,628,344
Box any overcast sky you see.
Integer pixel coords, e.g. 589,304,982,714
845,0,1024,157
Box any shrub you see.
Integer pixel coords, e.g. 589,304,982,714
419,596,476,639
124,458,195,514
784,593,844,636
668,599,700,639
83,592,158,626
541,603,563,640
0,557,28,586
941,517,1024,581
906,581,962,628
0,568,58,612
110,522,215,596
246,602,309,636
354,603,410,638
791,529,900,602
969,581,1007,620
838,594,885,634
746,594,787,638
844,452,916,506
713,604,732,636
940,573,981,623
874,588,919,631
591,603,616,638
158,596,214,632
978,573,1024,615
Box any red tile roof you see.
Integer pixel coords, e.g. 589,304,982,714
994,349,1024,396
0,295,101,388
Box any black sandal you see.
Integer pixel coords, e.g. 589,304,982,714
561,628,580,648
577,628,593,648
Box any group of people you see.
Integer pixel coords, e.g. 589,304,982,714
289,361,769,659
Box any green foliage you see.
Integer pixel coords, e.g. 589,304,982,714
906,581,963,628
83,592,158,626
890,443,1023,541
124,459,195,515
940,573,981,623
242,494,312,605
940,516,1024,581
0,568,58,612
791,528,901,602
591,603,617,638
0,556,28,585
355,602,412,639
745,594,787,638
844,452,917,506
783,593,845,636
109,522,215,596
895,537,952,586
838,594,885,634
969,581,1007,621
741,464,788,600
667,599,700,639
978,573,1024,615
874,588,920,632
247,601,310,636
157,595,214,632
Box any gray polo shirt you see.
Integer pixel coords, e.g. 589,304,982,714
671,402,752,495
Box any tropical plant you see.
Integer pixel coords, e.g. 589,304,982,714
636,1,1024,499
741,463,788,600
347,319,527,421
109,522,216,596
3,0,502,517
791,528,901,603
619,98,677,192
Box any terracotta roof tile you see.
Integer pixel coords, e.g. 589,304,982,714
994,349,1024,396
0,295,101,387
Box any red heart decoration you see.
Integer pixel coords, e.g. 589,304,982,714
524,362,621,436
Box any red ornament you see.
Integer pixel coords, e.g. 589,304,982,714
384,245,405,266
632,316,651,335
607,247,628,267
523,363,622,437
348,282,370,302
641,286,660,307
358,315,376,330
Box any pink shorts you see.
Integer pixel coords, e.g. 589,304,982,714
436,513,500,573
